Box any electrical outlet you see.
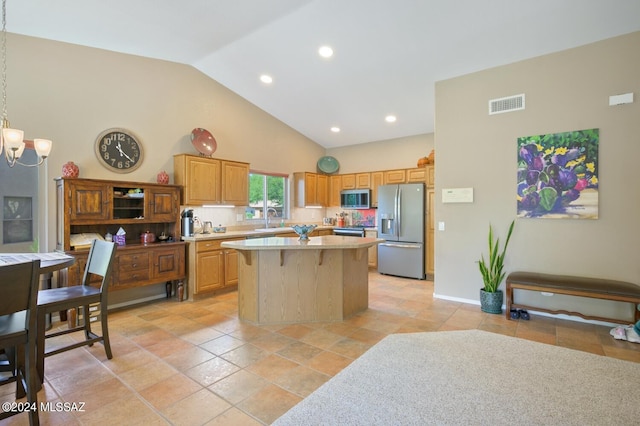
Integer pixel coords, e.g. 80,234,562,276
438,221,445,231
236,214,243,222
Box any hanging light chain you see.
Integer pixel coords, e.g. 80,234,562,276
1,0,8,125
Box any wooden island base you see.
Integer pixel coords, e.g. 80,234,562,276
222,236,383,325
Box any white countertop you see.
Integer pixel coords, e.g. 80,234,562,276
180,225,335,242
221,235,383,250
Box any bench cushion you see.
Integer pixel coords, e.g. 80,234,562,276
507,272,640,298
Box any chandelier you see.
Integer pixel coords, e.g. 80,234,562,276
0,0,51,167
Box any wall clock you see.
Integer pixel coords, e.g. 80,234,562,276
94,128,144,173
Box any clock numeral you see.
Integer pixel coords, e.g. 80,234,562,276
103,152,110,160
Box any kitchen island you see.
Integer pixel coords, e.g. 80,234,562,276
221,235,383,325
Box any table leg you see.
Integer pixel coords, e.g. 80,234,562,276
36,308,46,388
177,280,184,302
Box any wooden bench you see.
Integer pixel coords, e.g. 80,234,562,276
506,272,640,325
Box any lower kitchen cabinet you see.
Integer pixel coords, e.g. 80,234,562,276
224,249,239,287
188,237,244,297
365,229,378,268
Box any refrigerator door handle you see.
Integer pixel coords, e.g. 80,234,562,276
380,242,422,249
395,187,401,237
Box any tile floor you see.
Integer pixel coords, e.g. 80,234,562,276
2,272,639,425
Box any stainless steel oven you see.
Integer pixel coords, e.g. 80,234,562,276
333,226,366,237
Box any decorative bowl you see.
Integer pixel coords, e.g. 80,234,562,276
292,224,317,240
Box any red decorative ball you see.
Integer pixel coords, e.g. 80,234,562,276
62,161,79,178
157,171,169,184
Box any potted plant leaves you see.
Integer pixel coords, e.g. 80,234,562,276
477,220,515,314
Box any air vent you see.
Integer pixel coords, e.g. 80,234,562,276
489,94,525,115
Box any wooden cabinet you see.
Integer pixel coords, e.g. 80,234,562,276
316,174,328,207
406,168,427,183
147,186,180,222
56,178,182,251
341,174,356,189
194,240,225,293
329,175,342,207
365,229,378,268
115,251,150,289
68,181,111,221
174,155,220,206
355,173,370,188
293,172,328,207
426,165,435,187
56,177,186,299
174,154,249,206
384,169,406,184
188,237,244,296
370,171,383,207
221,160,250,205
426,188,434,277
309,229,334,237
152,245,185,282
224,249,239,287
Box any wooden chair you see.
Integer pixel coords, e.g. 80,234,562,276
36,240,116,383
0,260,41,426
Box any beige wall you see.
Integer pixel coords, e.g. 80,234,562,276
8,33,325,249
326,133,434,173
434,31,640,321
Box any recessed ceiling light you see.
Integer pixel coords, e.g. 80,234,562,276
330,127,340,133
385,115,397,123
260,74,273,84
318,46,334,58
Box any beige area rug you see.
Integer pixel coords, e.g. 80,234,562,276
274,330,640,425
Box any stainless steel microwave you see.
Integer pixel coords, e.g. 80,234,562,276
340,189,371,209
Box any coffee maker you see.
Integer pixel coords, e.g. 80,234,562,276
181,209,194,237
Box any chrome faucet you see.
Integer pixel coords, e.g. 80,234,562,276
266,207,278,228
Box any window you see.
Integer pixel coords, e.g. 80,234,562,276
245,172,288,221
0,149,43,252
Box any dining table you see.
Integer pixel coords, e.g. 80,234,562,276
0,252,76,388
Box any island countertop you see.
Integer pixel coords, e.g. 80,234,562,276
221,235,383,250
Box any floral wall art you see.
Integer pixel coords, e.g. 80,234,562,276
517,128,599,219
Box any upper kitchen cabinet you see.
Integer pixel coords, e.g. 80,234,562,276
370,171,384,207
383,169,406,184
293,172,328,207
407,166,434,186
221,160,250,206
174,154,249,206
355,173,370,188
341,174,356,190
329,175,341,207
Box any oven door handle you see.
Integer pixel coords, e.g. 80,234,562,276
379,242,421,249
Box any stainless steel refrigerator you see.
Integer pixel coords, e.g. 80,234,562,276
377,183,425,279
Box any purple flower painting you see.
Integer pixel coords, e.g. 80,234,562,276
517,129,598,219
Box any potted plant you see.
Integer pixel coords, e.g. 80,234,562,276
477,220,515,314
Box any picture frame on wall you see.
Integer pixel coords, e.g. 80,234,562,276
3,196,33,244
517,128,599,220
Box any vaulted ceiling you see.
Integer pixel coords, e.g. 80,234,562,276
9,0,640,148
